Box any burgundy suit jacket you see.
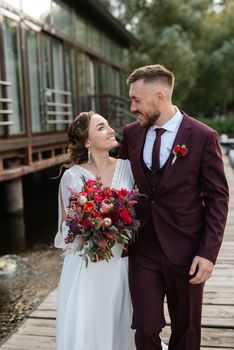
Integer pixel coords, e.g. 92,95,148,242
118,112,229,266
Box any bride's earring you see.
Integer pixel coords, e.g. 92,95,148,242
88,147,91,163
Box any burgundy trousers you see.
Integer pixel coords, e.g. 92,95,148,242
129,221,204,350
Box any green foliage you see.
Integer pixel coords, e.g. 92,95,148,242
100,0,234,117
198,117,234,135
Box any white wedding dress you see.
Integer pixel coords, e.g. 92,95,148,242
55,159,136,350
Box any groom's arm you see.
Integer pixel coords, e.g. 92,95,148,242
197,130,229,263
190,130,229,284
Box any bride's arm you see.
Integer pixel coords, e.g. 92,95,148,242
54,170,81,248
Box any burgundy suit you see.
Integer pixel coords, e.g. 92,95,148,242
118,112,229,350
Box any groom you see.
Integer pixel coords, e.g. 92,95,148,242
118,64,229,350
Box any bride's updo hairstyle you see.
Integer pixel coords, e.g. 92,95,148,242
67,111,95,165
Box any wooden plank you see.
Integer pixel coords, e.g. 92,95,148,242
1,334,55,350
164,304,234,327
161,326,234,348
17,319,55,337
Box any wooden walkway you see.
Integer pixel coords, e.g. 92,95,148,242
1,154,234,349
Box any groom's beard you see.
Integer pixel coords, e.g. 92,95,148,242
138,111,161,128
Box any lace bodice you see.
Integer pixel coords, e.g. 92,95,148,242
54,159,134,249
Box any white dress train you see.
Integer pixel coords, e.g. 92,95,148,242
55,159,136,350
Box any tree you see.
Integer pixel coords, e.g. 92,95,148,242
101,0,234,116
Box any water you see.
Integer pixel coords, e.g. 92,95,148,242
0,166,63,342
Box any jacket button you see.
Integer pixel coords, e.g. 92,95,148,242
151,200,155,204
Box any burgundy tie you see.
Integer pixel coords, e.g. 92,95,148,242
151,128,166,172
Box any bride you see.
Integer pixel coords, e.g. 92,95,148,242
54,111,167,350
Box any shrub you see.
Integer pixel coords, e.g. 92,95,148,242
198,117,234,136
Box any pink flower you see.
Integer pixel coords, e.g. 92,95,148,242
94,194,103,202
100,199,114,213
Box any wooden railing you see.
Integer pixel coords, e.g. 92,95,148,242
44,88,73,125
0,80,13,127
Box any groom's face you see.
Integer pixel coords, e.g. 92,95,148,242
129,79,161,127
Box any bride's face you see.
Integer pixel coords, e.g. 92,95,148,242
86,114,118,151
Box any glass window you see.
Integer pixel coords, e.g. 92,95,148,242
52,39,67,131
75,15,88,46
2,16,24,135
92,27,102,54
120,72,128,97
87,22,93,48
22,0,51,24
104,36,112,61
116,44,122,63
112,68,121,96
42,35,52,90
26,28,43,132
0,76,4,137
52,0,71,37
112,42,121,64
41,34,53,132
78,52,92,111
122,49,129,67
106,65,114,94
78,52,87,98
65,47,76,117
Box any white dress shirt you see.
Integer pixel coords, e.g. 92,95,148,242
143,107,183,169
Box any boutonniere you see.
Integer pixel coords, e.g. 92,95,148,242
171,144,188,166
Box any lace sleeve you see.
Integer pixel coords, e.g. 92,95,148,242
54,168,83,249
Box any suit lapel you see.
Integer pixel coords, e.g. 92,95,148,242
134,126,152,195
156,113,192,192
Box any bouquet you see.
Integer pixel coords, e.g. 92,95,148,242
64,177,140,267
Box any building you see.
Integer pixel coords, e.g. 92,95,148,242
0,0,138,213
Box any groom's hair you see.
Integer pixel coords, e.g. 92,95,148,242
127,64,175,90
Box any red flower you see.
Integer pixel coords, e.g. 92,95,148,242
86,180,96,186
118,189,129,199
120,208,133,224
93,212,102,219
172,144,188,165
84,201,95,213
103,187,112,198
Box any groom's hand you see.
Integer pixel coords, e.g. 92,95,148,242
189,256,214,284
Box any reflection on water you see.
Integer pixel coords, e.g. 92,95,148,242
0,166,63,342
0,166,60,253
0,213,26,253
0,248,63,341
